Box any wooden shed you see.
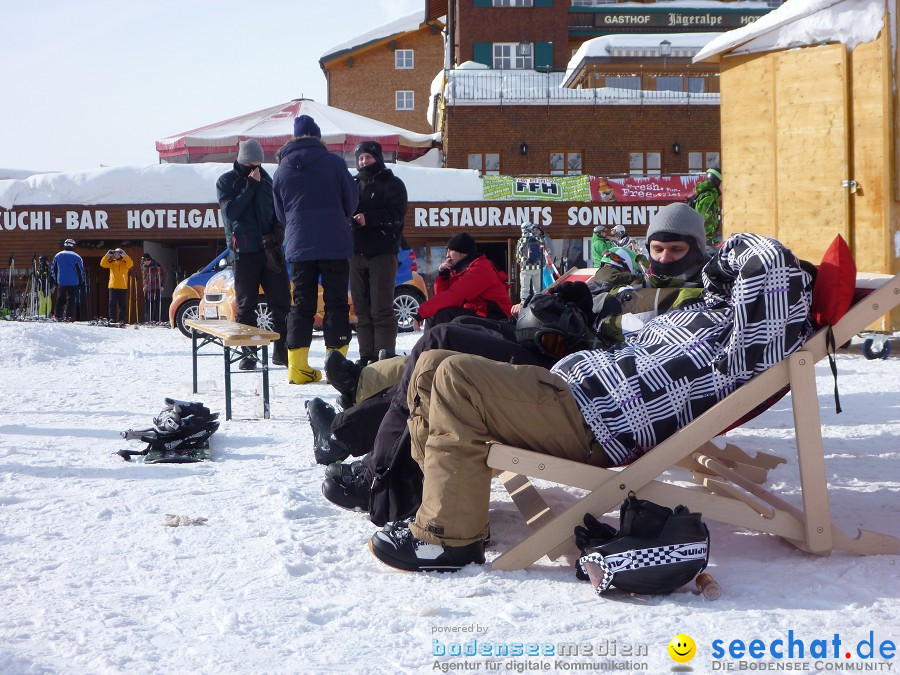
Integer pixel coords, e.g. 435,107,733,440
695,0,899,330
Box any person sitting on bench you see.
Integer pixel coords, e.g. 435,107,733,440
367,231,814,572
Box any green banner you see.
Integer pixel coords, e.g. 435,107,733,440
483,175,591,202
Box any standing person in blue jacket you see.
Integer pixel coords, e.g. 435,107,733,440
273,115,359,384
217,139,291,369
51,238,85,321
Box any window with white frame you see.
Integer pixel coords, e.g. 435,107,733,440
629,152,661,176
550,152,582,176
494,0,533,6
468,152,500,176
493,42,533,70
571,0,617,6
395,49,414,69
395,90,414,110
688,151,720,173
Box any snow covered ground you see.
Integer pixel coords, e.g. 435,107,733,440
0,322,897,674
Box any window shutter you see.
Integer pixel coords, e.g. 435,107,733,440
535,0,553,6
474,0,492,6
473,42,493,67
534,41,553,70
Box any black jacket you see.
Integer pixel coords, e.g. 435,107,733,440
216,163,283,258
352,164,407,257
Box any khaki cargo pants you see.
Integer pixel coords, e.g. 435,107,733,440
406,350,609,547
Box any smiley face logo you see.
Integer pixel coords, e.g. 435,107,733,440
667,634,696,663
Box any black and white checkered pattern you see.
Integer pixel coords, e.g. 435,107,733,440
553,233,813,466
579,540,709,594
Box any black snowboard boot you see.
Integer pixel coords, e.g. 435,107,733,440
306,397,352,465
369,522,486,572
322,465,371,512
324,349,361,405
238,347,257,371
271,339,287,367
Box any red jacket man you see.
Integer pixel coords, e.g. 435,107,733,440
416,233,512,328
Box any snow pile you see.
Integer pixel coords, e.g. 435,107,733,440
695,0,886,61
0,162,484,209
0,321,898,673
321,10,429,61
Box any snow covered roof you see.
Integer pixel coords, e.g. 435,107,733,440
562,32,722,88
155,99,439,160
694,0,887,62
0,162,483,210
320,10,432,63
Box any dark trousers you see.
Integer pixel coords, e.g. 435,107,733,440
144,290,161,322
287,259,350,350
56,285,78,320
364,319,553,487
350,252,398,361
108,288,127,323
233,251,290,348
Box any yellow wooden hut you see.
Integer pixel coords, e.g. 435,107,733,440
695,0,899,330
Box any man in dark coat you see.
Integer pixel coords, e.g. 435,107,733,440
217,139,290,367
347,140,407,367
273,115,359,383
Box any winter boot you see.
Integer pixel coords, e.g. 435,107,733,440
287,347,322,384
326,344,350,357
305,397,352,465
369,522,486,572
238,347,257,371
322,464,372,512
324,349,361,405
324,458,367,482
271,339,287,367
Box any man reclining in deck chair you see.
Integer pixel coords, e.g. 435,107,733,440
368,231,815,572
316,204,712,523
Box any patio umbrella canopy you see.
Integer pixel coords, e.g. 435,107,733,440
156,99,439,164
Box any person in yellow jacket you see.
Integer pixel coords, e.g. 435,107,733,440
99,248,133,323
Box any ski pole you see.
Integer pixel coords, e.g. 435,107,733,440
157,267,162,323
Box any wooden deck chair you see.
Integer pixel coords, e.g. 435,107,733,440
487,272,900,571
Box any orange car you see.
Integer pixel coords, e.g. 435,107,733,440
198,247,428,333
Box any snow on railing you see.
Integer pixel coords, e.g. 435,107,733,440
443,69,720,105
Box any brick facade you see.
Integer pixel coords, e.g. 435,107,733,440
324,28,443,134
455,1,570,70
443,104,720,176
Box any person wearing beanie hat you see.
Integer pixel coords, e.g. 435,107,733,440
274,111,358,384
293,115,321,139
216,136,291,368
51,239,85,320
413,232,511,329
644,202,709,281
237,139,265,165
346,139,408,368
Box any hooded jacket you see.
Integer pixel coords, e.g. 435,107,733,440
273,137,358,262
216,163,282,257
352,164,408,257
99,253,133,290
417,254,512,320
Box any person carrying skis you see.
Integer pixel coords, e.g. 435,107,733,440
689,167,723,245
515,223,543,302
51,239,85,321
100,247,133,323
140,254,167,323
590,225,614,267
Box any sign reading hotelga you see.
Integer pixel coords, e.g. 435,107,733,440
1,206,224,234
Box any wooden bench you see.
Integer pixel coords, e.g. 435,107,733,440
184,319,280,421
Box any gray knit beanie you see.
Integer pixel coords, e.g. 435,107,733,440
237,139,265,164
646,203,705,250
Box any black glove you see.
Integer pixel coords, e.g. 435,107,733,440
549,281,593,318
262,236,284,273
574,512,617,581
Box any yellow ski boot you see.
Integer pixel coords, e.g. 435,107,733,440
287,347,322,384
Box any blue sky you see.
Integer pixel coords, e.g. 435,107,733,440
1,0,422,171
